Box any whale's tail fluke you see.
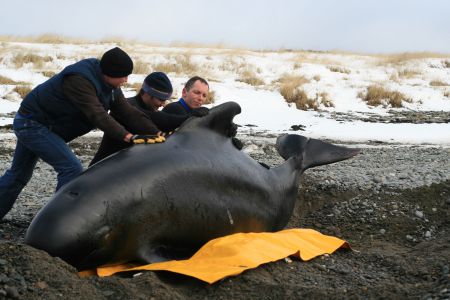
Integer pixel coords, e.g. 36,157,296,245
276,134,360,172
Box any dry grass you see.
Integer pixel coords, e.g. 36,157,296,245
0,34,92,44
398,69,421,78
430,80,449,87
41,71,56,78
205,90,215,104
379,52,450,64
237,69,264,86
0,75,19,84
152,54,198,75
317,92,334,107
327,65,351,74
283,88,317,110
313,75,321,81
278,75,318,110
13,85,32,99
133,60,151,75
359,85,412,108
13,53,53,68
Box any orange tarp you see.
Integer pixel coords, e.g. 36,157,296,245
80,228,349,284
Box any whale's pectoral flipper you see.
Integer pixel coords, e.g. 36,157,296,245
276,134,360,171
136,245,197,264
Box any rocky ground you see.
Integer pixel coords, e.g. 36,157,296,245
0,131,449,299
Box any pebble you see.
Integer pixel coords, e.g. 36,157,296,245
4,286,20,299
379,229,386,234
406,235,413,241
415,211,424,218
425,231,432,238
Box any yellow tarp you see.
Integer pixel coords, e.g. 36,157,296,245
80,228,349,284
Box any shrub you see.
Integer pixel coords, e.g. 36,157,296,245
153,62,182,74
293,62,302,69
430,80,449,87
152,54,198,75
13,85,32,99
313,75,321,81
444,91,450,98
360,85,412,108
177,54,198,74
398,69,420,78
237,69,264,86
444,61,450,68
279,76,317,111
317,92,334,107
13,53,53,68
0,75,18,84
205,90,215,104
133,60,151,74
327,65,351,74
41,71,56,78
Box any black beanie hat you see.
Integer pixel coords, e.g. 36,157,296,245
142,72,173,100
100,47,133,78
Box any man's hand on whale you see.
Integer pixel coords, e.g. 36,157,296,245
130,134,165,144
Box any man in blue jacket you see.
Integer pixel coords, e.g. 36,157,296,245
0,47,159,220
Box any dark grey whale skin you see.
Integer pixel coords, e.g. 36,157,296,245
25,101,360,270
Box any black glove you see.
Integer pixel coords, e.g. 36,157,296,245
190,107,209,117
231,137,243,150
130,134,165,144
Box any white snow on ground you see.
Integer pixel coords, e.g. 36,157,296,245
1,41,449,144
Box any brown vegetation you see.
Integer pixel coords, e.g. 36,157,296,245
317,92,334,107
205,90,215,104
41,71,56,78
237,69,265,86
133,60,151,74
13,53,53,68
13,85,32,99
430,80,449,87
152,54,198,75
278,75,319,110
379,52,450,64
327,65,351,74
397,69,421,78
0,75,19,85
359,85,412,108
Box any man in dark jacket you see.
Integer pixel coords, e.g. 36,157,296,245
163,76,209,116
0,47,160,220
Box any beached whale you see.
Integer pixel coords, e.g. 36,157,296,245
25,101,359,270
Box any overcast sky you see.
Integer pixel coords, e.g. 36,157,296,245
1,0,449,53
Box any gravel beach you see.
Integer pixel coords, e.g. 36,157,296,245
0,132,449,299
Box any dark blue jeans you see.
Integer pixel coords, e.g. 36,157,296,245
0,113,83,220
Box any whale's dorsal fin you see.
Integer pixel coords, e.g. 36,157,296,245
178,101,241,137
276,134,360,171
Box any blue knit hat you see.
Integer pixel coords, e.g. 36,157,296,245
142,72,173,100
